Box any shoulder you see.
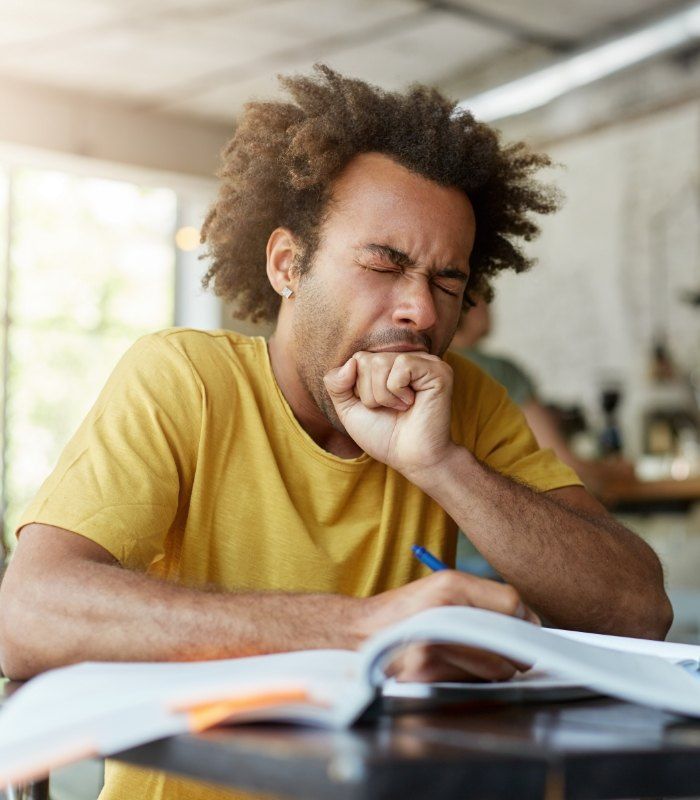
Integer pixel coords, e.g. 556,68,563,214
135,328,263,380
105,328,265,405
444,349,512,445
444,349,530,451
151,327,259,360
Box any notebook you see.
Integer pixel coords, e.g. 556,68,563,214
1,605,699,788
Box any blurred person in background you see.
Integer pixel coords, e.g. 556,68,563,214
450,294,636,496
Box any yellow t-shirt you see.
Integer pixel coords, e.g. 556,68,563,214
18,328,581,800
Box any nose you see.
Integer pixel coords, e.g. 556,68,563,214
391,275,438,332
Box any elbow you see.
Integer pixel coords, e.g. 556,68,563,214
645,584,674,640
0,608,33,681
616,558,674,641
623,589,673,641
0,575,50,681
659,592,674,639
639,552,674,640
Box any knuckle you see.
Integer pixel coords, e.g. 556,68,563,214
429,569,459,600
371,357,388,375
385,373,402,391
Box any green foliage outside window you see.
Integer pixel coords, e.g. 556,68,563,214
2,168,176,556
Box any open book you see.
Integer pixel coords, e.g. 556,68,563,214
1,605,699,788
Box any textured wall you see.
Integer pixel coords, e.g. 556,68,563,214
487,100,700,453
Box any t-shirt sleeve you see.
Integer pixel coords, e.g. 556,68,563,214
16,333,202,571
447,351,582,492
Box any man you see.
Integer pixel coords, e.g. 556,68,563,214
0,66,671,800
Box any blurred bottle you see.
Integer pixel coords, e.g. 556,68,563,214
599,384,623,456
640,337,699,459
649,339,676,383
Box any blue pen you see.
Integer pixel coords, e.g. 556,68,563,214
411,544,448,572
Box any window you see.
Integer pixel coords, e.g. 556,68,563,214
1,167,177,557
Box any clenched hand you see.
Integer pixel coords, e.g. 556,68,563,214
323,350,455,479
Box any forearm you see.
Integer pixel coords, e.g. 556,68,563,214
0,524,550,686
0,553,363,680
408,446,671,638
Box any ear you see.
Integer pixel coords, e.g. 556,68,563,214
266,228,300,297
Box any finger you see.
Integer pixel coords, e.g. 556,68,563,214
353,354,382,408
429,644,520,682
444,572,535,623
322,359,359,415
438,644,525,678
370,359,411,411
385,355,418,406
389,644,519,683
416,571,541,627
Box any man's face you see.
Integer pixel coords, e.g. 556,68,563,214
291,152,476,429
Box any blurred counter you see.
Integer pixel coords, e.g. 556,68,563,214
602,476,700,513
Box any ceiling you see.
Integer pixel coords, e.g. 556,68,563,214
0,0,690,126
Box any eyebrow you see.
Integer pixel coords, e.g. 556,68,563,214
359,243,469,282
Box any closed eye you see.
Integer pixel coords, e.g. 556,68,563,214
432,278,464,297
357,260,463,297
355,260,401,275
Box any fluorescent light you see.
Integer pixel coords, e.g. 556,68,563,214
456,3,700,121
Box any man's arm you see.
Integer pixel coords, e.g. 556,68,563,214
406,448,672,638
324,351,672,640
0,523,538,681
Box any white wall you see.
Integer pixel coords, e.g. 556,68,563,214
487,99,700,453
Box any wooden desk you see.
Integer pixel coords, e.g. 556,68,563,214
602,476,700,513
114,696,700,800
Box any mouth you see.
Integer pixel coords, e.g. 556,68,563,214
369,344,429,353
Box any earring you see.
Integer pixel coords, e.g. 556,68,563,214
281,286,294,299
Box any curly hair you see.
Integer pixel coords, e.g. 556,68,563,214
201,64,560,322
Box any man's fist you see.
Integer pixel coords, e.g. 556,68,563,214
323,350,455,480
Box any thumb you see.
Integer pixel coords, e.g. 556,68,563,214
323,358,358,403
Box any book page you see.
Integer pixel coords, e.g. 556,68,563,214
0,649,365,788
361,607,700,718
547,628,700,662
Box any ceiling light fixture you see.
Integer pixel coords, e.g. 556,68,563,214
456,3,700,121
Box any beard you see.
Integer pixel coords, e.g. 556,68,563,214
291,270,435,434
292,272,349,432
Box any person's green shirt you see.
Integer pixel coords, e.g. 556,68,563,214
453,347,537,407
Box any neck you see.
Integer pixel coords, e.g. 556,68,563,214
267,334,363,459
